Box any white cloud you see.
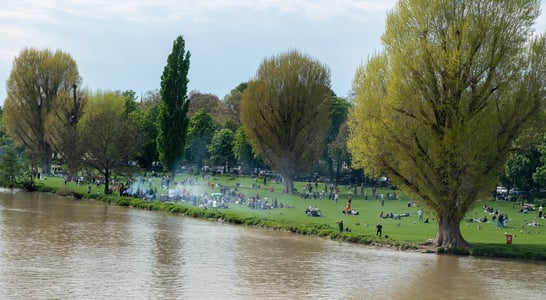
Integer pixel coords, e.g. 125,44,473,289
4,0,543,105
0,0,393,101
2,0,393,24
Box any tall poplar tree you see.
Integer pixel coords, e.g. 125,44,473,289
348,0,546,248
157,35,191,179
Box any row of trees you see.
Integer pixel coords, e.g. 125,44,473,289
0,41,353,195
502,132,546,193
3,0,546,249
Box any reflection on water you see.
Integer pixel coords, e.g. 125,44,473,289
0,190,545,299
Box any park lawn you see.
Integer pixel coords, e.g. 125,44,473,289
462,200,545,246
36,173,545,249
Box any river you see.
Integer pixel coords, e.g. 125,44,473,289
0,190,544,299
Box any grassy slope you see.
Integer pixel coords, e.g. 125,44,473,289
35,173,546,259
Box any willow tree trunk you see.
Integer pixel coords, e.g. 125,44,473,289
41,143,52,176
433,215,472,248
283,176,295,194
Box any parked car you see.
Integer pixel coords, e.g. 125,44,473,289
509,188,527,195
230,166,242,174
496,186,508,195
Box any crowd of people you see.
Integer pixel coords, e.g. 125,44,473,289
474,204,509,228
62,171,546,239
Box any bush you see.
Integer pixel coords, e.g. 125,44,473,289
56,187,75,197
437,247,471,256
22,180,37,191
117,198,130,206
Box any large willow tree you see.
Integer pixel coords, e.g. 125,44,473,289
348,0,546,248
46,85,86,181
241,50,331,193
4,48,81,175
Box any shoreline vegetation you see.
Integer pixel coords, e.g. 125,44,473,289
17,173,546,261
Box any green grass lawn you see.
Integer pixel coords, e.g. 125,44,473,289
36,172,546,257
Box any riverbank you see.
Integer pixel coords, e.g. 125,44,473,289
27,174,546,261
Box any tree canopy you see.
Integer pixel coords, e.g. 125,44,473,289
222,82,248,126
3,48,81,175
185,109,217,171
207,128,236,172
232,126,259,175
157,35,191,179
241,50,332,193
128,91,161,169
45,84,87,180
79,91,139,194
348,0,546,248
188,91,221,120
325,96,351,182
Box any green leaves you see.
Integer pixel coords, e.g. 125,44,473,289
241,50,332,193
157,35,191,178
349,0,545,247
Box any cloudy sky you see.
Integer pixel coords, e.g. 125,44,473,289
1,0,545,105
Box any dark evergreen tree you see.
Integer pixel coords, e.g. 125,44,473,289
157,35,191,179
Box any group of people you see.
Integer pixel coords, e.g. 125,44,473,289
336,219,353,233
336,194,387,237
305,206,322,217
341,196,360,215
478,205,509,228
379,211,410,220
336,219,382,236
335,193,432,238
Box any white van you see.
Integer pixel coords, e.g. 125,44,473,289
496,186,508,194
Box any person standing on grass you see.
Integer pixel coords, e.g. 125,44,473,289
345,196,352,213
376,224,383,236
417,209,424,222
497,214,505,229
337,220,344,232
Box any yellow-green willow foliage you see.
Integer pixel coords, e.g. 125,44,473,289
348,0,546,247
241,50,331,193
4,48,81,174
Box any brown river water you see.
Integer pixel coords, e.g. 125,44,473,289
0,189,545,299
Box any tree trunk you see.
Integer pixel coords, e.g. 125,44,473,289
104,169,110,195
433,216,472,248
41,143,52,175
283,176,295,194
41,155,51,176
70,168,79,182
335,159,341,183
327,158,334,184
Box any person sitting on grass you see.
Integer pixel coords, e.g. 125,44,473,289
342,209,359,215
